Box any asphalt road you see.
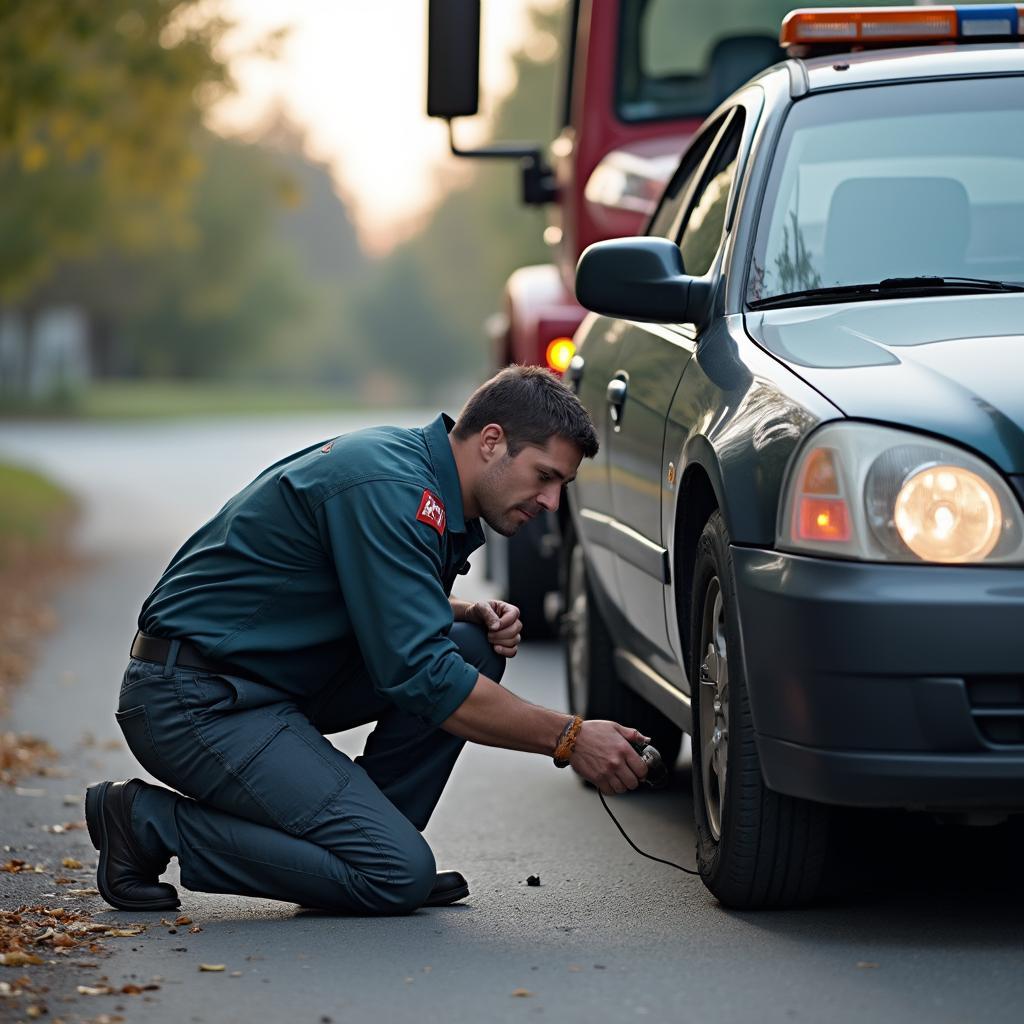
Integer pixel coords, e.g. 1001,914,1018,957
1,412,1022,1024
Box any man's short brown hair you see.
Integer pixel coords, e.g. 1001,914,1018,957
452,365,598,458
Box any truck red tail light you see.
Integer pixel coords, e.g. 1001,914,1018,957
545,337,576,373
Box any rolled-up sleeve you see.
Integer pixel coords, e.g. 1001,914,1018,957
315,480,478,726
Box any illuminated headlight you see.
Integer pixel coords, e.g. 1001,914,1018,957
778,423,1024,564
893,464,1000,562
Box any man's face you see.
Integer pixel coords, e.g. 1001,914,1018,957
476,435,583,537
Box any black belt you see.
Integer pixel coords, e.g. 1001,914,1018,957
130,632,224,674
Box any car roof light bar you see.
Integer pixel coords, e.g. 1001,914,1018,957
780,5,1024,49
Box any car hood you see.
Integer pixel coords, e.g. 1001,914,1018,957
745,294,1024,472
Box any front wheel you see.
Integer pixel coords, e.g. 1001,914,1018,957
689,511,830,908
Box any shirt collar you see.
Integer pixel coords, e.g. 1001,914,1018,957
423,413,468,534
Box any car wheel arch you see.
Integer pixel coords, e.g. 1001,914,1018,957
669,437,729,672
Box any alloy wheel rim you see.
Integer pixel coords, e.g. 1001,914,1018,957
566,545,589,716
698,576,729,841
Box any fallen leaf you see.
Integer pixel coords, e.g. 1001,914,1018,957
174,915,192,926
511,988,533,998
67,888,100,897
106,928,143,938
61,858,82,870
1,859,27,873
93,1016,126,1024
120,984,144,995
230,971,242,978
857,961,880,969
188,925,202,934
51,934,77,949
198,964,225,972
0,952,44,966
76,984,113,996
25,1005,45,1019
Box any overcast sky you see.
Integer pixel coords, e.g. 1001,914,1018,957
211,1,559,254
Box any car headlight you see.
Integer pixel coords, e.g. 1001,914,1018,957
778,423,1024,564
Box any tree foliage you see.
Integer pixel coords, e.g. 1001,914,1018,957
0,0,239,300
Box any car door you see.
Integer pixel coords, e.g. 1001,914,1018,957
571,116,724,630
604,92,762,682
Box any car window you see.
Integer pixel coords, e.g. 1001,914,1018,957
678,110,745,277
748,77,1024,303
646,115,724,239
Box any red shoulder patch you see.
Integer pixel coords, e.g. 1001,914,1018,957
416,489,446,535
320,441,334,454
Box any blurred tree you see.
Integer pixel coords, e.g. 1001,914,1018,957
0,0,248,301
351,2,566,401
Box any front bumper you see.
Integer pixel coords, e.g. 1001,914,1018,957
732,547,1024,809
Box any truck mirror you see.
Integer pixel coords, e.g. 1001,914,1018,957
427,0,481,119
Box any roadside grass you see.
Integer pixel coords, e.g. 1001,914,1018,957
0,379,356,420
0,463,77,728
0,463,74,565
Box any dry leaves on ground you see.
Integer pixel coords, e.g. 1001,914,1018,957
1,859,46,875
1,905,147,965
0,733,57,787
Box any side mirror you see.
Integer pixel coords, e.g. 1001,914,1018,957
427,0,481,119
575,237,712,325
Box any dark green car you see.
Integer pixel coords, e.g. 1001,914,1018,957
564,12,1024,909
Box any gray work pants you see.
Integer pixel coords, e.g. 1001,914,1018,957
116,624,504,915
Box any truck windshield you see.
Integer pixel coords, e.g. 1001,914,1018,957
747,77,1024,306
615,0,989,123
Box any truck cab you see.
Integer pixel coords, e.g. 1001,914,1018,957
426,1,804,629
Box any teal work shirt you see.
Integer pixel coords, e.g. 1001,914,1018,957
139,414,485,727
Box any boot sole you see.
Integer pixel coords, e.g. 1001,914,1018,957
423,881,470,907
85,782,179,912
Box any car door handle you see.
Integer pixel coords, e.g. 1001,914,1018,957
606,376,628,429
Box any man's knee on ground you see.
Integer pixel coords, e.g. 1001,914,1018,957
319,832,435,915
450,622,505,684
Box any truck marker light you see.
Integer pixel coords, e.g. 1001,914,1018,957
546,337,576,373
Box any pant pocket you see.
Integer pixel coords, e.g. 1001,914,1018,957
235,721,351,836
115,705,170,783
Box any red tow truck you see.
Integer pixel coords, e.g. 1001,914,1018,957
426,0,820,630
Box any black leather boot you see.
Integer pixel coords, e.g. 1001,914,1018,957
423,869,469,907
85,779,179,912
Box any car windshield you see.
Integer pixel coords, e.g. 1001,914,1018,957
747,76,1024,306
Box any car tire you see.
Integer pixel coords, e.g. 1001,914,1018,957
507,519,556,639
689,510,830,908
562,531,683,766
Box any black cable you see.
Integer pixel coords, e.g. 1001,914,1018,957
598,791,700,875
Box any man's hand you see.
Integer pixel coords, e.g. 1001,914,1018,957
466,599,522,658
569,721,649,795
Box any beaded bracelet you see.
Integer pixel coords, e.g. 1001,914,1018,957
553,715,584,768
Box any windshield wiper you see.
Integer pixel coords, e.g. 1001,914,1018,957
748,276,1024,311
